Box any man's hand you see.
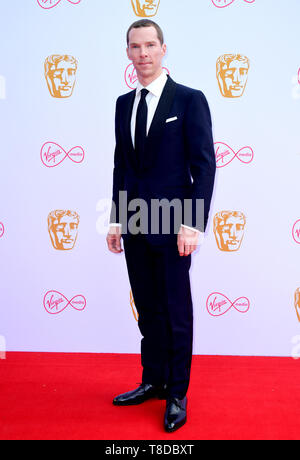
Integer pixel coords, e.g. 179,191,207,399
177,225,200,256
106,225,123,254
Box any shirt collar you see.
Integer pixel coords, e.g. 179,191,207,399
136,71,168,98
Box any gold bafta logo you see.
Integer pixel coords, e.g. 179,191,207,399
45,55,78,98
48,210,80,250
295,288,300,322
131,0,160,17
213,211,246,251
130,290,139,322
217,54,249,98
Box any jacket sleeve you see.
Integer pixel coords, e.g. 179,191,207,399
109,97,125,226
183,90,216,232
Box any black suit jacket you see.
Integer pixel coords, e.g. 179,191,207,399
110,75,216,244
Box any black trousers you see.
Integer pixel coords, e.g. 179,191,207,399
123,233,193,399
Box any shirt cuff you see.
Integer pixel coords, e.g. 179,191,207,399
109,223,122,227
181,224,200,233
181,224,205,243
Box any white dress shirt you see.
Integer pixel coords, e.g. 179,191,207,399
111,71,204,242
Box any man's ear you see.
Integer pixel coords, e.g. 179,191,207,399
126,47,130,60
162,43,167,57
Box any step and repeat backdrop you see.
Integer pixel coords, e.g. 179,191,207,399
0,0,299,357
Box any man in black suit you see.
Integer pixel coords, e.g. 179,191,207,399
107,19,216,432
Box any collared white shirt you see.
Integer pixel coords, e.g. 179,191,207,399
111,71,204,241
131,71,168,146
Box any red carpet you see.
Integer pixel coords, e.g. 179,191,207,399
0,352,299,440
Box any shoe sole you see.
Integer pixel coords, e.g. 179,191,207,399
113,393,163,406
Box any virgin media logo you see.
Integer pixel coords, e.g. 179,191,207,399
41,142,85,167
43,290,86,315
292,220,300,244
37,0,81,9
124,63,170,90
211,0,255,7
0,222,4,238
206,292,250,317
215,142,254,168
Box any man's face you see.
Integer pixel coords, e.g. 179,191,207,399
131,0,160,17
217,58,249,98
49,214,79,250
127,26,166,82
46,59,77,98
215,215,245,251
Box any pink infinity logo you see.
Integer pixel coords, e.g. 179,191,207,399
37,0,81,9
211,0,255,7
0,222,4,238
43,290,86,315
292,220,300,244
206,292,250,316
125,63,170,90
214,142,254,168
40,142,84,167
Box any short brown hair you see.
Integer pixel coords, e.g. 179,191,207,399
126,20,164,46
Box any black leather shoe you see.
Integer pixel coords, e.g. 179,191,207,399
113,383,167,406
164,396,187,432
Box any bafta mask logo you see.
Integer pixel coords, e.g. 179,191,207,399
131,0,160,17
41,142,85,167
45,55,78,98
130,290,139,321
48,210,80,250
206,292,250,317
37,0,81,9
211,0,255,8
43,290,86,315
214,211,246,252
0,222,4,238
217,54,250,98
292,219,300,244
295,288,300,322
215,142,254,168
125,63,169,89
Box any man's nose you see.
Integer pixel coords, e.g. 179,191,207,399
140,46,149,58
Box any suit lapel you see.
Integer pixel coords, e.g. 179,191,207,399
142,75,177,171
123,89,137,170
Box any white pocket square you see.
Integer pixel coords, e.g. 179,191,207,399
166,116,178,123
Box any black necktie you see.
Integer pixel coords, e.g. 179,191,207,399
135,88,149,169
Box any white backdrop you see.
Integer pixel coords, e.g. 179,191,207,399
0,0,300,357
